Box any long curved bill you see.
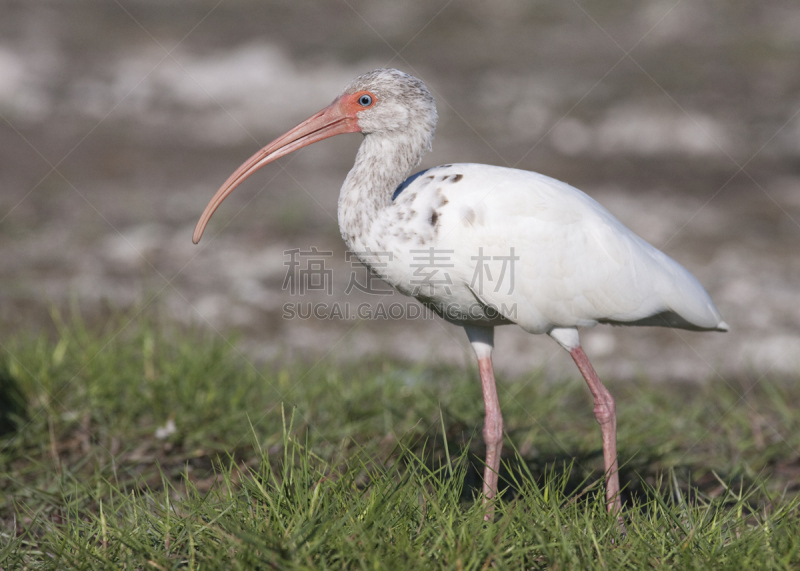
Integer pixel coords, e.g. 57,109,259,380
193,98,360,244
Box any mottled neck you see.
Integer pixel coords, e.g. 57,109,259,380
337,131,427,249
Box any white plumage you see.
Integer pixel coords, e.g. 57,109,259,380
193,68,727,521
369,162,727,335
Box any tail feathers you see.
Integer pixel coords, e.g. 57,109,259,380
600,311,729,332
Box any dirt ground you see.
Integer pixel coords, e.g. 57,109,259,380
2,0,799,383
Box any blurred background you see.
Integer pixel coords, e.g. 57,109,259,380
1,0,798,383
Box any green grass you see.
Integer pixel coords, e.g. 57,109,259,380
2,310,800,569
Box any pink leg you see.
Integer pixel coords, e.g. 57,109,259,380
465,326,503,520
478,355,503,513
570,346,622,515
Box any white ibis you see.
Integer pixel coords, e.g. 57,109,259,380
193,69,728,518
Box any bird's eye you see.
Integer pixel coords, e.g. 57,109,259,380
358,94,373,107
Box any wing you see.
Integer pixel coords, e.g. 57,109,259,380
406,163,727,334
